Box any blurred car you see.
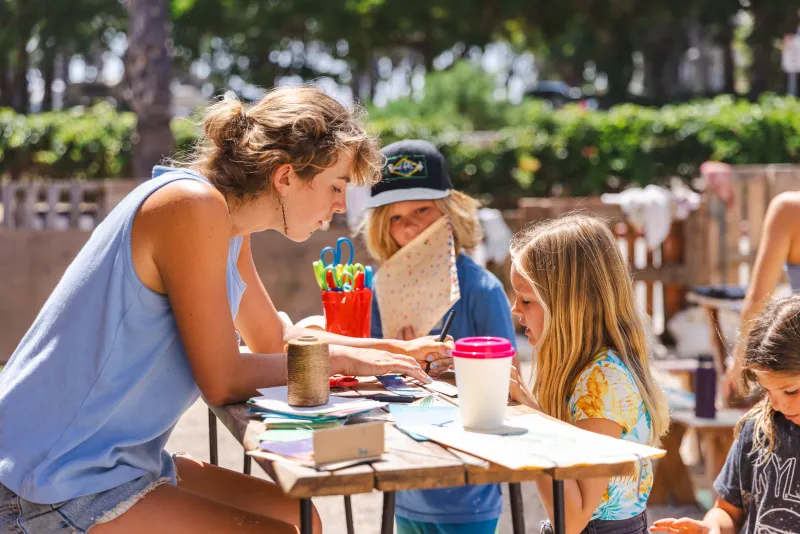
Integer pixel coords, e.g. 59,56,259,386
524,80,598,110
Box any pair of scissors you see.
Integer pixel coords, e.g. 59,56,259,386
330,375,359,388
312,260,326,290
343,263,365,278
320,237,355,268
324,266,355,291
364,266,373,289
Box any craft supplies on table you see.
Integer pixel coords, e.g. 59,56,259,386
287,336,330,407
313,237,374,337
248,385,388,466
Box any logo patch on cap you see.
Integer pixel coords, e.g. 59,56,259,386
383,155,427,181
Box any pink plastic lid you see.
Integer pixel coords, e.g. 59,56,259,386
452,337,515,359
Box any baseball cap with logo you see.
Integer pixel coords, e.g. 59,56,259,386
367,139,452,208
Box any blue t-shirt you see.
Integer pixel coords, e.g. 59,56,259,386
372,253,516,524
0,167,247,503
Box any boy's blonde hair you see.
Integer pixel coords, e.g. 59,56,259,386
510,213,669,446
360,190,483,262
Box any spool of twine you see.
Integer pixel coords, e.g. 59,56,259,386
287,336,330,407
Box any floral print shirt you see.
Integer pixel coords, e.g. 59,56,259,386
568,350,653,521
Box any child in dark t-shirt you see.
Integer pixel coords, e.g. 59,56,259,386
650,295,800,534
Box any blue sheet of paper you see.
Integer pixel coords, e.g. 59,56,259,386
389,405,459,441
259,438,314,460
377,374,429,399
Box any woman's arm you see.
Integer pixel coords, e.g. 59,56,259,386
148,192,432,404
535,418,622,534
727,193,797,393
233,236,451,364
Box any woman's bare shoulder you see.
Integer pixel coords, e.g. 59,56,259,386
135,179,231,239
768,192,800,229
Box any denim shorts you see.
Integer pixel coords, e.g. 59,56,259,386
0,459,174,533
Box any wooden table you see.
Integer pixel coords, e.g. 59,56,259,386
650,408,746,507
207,381,655,534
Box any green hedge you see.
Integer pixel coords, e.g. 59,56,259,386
2,95,799,208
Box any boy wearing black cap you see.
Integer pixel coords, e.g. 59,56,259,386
359,140,515,533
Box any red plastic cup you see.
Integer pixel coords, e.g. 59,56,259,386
322,289,373,338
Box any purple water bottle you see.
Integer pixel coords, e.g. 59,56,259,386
695,354,717,419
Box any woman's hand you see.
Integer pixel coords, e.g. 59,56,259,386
330,346,432,384
650,518,717,533
509,365,540,410
401,335,454,377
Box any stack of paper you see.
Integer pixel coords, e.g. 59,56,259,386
248,386,387,457
250,386,386,417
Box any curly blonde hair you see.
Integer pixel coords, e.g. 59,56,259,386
174,85,383,204
359,190,483,262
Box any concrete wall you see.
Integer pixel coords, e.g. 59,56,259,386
0,226,367,362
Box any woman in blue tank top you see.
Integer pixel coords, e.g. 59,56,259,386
726,191,800,398
0,86,451,534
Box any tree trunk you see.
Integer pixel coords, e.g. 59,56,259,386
124,0,175,182
749,29,770,96
41,48,56,112
0,67,10,107
721,22,736,95
601,36,635,105
11,43,29,112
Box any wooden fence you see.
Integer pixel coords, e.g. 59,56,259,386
511,197,710,334
706,165,800,285
3,165,800,332
0,179,137,230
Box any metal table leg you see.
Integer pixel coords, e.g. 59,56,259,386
300,498,313,534
553,479,566,534
208,408,218,466
509,482,526,534
243,453,251,475
381,492,395,534
344,495,355,534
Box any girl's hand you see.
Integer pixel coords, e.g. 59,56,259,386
401,335,454,377
509,365,540,410
650,518,717,533
331,346,431,384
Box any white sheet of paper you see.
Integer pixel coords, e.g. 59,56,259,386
404,412,665,471
253,387,386,416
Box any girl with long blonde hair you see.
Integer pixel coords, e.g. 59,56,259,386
509,213,669,534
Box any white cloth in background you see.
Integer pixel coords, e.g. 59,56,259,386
474,208,513,267
666,306,740,359
601,184,701,251
345,185,372,231
671,182,702,220
602,185,673,250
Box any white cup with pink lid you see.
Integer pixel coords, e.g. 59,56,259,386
452,336,515,430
